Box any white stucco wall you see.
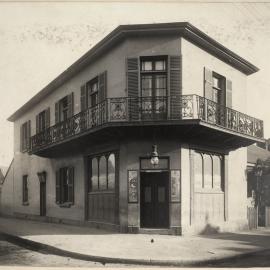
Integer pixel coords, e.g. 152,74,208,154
225,147,248,230
181,37,247,113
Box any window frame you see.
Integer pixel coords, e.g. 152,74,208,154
212,71,225,105
140,56,168,117
86,76,99,108
56,166,74,207
21,121,30,152
37,110,46,133
88,151,117,193
194,150,224,192
59,96,69,122
22,175,29,205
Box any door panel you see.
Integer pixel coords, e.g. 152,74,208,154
140,172,169,228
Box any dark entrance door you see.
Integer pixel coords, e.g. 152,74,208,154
140,171,169,228
40,182,46,216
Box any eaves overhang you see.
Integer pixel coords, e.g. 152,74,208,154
8,22,259,122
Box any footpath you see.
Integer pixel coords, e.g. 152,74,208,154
0,216,270,266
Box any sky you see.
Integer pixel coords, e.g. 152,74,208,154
0,1,270,166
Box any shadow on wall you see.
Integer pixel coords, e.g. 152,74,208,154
199,214,220,235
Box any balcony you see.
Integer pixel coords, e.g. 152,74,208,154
29,95,264,156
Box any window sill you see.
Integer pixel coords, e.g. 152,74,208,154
22,202,29,206
58,202,73,208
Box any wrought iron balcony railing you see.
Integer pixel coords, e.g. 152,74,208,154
30,95,264,152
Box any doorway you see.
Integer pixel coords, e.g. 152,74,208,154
40,181,46,216
140,171,169,228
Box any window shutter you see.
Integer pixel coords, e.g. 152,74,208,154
27,120,31,150
204,67,213,100
20,125,23,152
80,84,87,111
67,92,74,118
45,107,50,129
98,71,107,103
22,177,25,203
25,178,28,202
127,57,139,120
226,79,232,108
169,55,181,119
36,115,40,134
55,101,60,124
67,167,74,204
56,170,60,204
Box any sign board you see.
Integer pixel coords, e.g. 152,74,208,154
128,170,138,203
171,170,181,202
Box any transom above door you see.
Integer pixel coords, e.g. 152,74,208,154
140,57,168,120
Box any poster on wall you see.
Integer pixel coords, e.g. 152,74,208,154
128,170,138,203
171,170,181,202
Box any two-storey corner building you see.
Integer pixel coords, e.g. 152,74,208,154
4,22,264,235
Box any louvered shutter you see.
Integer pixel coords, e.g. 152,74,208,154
226,79,232,108
67,93,74,118
169,55,181,119
98,71,107,103
45,107,50,128
80,85,87,111
55,101,60,124
127,57,139,120
204,67,213,100
20,125,23,152
26,120,31,150
56,170,60,204
67,167,74,204
36,115,40,134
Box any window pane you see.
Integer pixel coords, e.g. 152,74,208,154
91,82,98,93
213,77,221,89
99,156,107,190
142,61,152,71
91,158,98,191
204,154,213,189
155,60,166,71
155,75,166,96
194,152,203,190
142,75,152,96
108,154,115,190
213,155,222,190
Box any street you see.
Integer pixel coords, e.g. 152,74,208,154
204,249,270,268
0,239,136,267
0,237,270,268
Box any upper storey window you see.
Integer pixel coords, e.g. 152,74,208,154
140,57,167,119
20,120,31,152
55,93,74,124
212,73,224,104
204,68,232,109
60,96,68,121
80,71,107,112
86,77,99,108
36,108,50,134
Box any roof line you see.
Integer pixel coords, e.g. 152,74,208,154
7,22,259,122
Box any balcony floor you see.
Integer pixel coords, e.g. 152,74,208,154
31,119,264,158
